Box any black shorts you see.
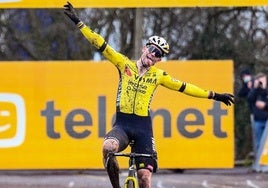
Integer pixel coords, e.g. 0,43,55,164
104,112,157,172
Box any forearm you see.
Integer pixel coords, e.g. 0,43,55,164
78,22,107,51
161,75,212,98
161,73,233,106
183,84,234,106
182,83,212,98
78,22,125,65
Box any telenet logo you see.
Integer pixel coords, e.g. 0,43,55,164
0,93,25,148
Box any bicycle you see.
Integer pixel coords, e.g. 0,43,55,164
108,142,156,188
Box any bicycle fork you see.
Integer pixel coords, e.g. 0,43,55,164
124,158,139,188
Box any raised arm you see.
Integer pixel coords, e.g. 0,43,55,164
64,1,106,49
63,1,128,67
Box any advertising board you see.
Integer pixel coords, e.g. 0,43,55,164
0,60,233,169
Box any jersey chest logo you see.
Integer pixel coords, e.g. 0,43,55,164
124,66,132,77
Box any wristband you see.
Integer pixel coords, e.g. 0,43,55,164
76,21,84,29
208,91,215,99
98,41,108,52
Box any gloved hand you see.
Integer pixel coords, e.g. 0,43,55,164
213,93,234,106
64,1,80,24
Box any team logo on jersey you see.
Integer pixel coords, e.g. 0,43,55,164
124,66,132,76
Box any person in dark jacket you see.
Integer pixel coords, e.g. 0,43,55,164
237,69,256,158
238,69,254,116
238,69,253,98
247,73,268,159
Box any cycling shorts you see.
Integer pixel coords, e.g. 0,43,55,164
104,112,158,172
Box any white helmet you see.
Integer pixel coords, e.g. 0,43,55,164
146,36,169,55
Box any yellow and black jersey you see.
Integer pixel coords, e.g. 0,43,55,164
78,22,213,116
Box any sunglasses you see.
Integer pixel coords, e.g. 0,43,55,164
147,45,163,58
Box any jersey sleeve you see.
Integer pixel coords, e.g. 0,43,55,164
159,71,213,98
78,22,127,70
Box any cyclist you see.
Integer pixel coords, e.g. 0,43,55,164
64,2,234,188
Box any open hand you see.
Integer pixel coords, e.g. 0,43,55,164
63,1,80,24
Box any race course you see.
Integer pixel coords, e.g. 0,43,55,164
0,167,267,188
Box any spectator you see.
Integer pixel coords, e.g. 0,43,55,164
237,69,255,156
238,69,253,98
248,72,268,171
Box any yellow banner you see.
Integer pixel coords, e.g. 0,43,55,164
0,60,233,169
0,0,267,8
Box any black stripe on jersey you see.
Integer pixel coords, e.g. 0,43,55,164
178,82,186,92
98,41,107,52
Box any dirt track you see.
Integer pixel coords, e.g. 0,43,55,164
0,167,267,188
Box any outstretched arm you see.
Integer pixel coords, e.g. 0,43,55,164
160,73,234,106
181,82,234,106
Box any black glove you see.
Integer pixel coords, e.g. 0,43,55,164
213,93,234,106
63,1,80,24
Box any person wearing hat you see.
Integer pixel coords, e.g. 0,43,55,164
63,2,234,187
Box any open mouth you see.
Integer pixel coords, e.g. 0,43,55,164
146,55,154,62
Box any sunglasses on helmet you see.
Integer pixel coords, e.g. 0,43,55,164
147,45,163,58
